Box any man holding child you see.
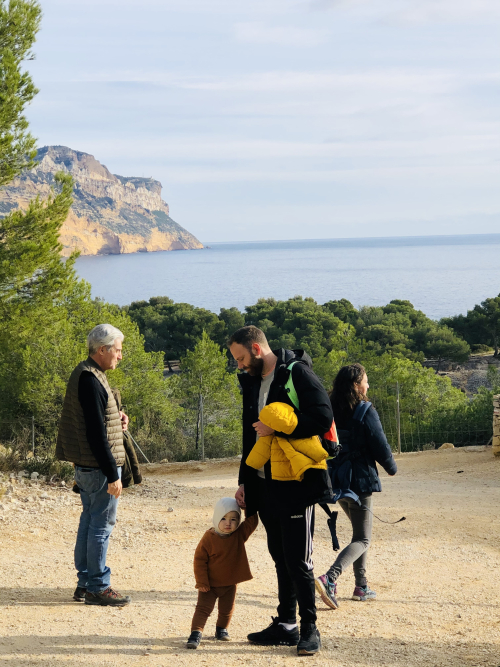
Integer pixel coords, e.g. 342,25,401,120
229,326,333,656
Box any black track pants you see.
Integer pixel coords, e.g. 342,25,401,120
256,478,316,625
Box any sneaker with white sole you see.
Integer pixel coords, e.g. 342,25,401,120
315,574,339,610
352,585,377,601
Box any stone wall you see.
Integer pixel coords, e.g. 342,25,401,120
493,395,500,456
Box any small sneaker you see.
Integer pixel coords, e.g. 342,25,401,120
186,631,202,649
84,587,131,607
352,585,377,601
215,627,230,641
315,574,339,610
247,617,299,646
73,586,87,602
297,623,321,655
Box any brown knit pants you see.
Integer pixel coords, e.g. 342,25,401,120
191,585,237,632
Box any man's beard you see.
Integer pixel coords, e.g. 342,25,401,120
244,352,264,376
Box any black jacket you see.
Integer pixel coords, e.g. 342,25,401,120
121,431,143,489
330,405,397,497
238,348,334,515
111,389,142,489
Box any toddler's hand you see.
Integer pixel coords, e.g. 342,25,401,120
253,420,274,437
198,586,210,593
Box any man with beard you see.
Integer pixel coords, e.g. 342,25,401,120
228,326,333,656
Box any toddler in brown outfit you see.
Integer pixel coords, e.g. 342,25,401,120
186,497,258,649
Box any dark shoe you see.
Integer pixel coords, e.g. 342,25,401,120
297,623,321,656
73,586,87,602
247,617,299,646
215,626,230,641
84,586,131,607
186,631,202,649
315,574,339,610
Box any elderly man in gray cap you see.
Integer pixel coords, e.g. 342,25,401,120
57,323,131,606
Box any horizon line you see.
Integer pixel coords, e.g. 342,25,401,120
202,232,500,245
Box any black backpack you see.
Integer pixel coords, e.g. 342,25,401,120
320,401,372,551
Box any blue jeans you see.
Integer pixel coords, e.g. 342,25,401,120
74,466,121,593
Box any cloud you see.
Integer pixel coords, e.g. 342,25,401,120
87,134,500,164
308,0,500,24
180,68,458,94
233,22,328,47
45,66,471,100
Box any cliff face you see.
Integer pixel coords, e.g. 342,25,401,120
0,146,203,256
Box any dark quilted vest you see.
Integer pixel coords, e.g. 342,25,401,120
56,357,125,467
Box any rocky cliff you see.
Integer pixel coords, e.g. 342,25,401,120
0,146,203,256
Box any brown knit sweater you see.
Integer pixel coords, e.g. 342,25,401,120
193,514,258,589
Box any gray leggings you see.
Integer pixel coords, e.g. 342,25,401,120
326,494,373,588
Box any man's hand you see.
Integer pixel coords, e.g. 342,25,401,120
198,586,210,593
235,484,246,508
253,420,274,437
119,411,129,432
107,479,122,499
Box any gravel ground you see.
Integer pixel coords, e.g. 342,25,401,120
0,449,499,667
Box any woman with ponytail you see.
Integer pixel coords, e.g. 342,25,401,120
315,363,397,609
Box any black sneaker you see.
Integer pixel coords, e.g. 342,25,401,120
186,631,202,649
297,623,321,655
73,586,87,602
84,586,131,607
247,617,299,646
215,627,230,641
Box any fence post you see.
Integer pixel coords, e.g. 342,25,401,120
200,394,205,462
493,394,500,456
396,382,401,455
32,415,35,456
195,395,200,451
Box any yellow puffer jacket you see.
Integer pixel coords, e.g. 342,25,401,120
246,402,328,481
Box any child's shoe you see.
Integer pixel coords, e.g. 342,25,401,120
315,574,339,610
352,585,377,601
186,631,202,649
215,626,230,641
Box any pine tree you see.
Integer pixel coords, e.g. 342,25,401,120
0,0,41,186
0,173,76,315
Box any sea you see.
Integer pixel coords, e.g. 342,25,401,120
74,234,500,320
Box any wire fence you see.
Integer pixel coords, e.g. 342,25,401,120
0,383,494,461
370,383,492,453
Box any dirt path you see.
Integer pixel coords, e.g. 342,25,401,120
0,449,499,667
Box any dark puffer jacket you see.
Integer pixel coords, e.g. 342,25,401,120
330,405,397,497
112,389,142,489
238,348,334,515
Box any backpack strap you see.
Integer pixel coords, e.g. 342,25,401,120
352,400,372,424
319,503,340,551
284,360,300,411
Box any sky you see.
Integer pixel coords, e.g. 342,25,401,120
27,0,500,242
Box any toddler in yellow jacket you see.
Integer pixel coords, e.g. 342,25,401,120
246,402,329,481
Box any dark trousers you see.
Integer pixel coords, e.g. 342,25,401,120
191,585,237,632
256,478,316,625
